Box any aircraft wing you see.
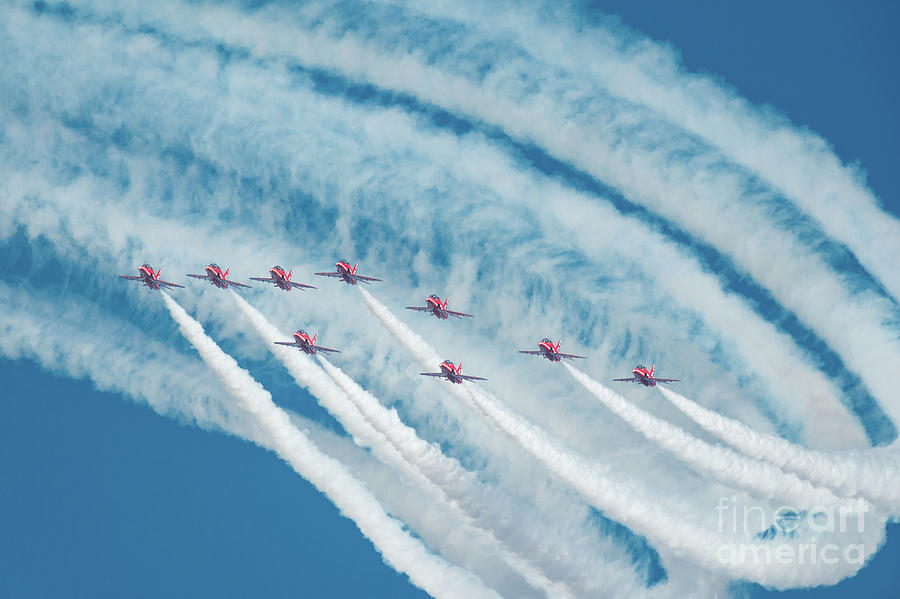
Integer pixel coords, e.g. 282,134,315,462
612,377,640,383
419,372,446,377
158,280,185,289
312,345,341,354
314,271,342,278
274,341,301,348
225,280,252,289
653,378,680,384
557,352,586,360
353,274,382,283
457,374,487,381
444,309,474,318
186,274,211,280
288,281,316,290
518,350,544,356
405,306,430,312
118,275,143,281
249,277,275,283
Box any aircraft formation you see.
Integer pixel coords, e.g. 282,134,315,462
119,260,680,386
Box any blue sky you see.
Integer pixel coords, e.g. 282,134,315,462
2,1,899,598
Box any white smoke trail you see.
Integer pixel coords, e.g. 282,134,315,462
358,288,442,370
2,1,895,587
160,292,502,599
357,287,882,586
0,2,868,446
459,373,879,588
0,281,258,440
230,291,576,598
0,138,656,595
290,406,731,599
659,387,900,513
459,2,900,307
101,0,900,426
317,355,579,598
26,0,885,443
563,364,854,509
0,90,698,589
0,282,591,597
393,0,900,312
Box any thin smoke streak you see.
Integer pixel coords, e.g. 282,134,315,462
0,1,869,446
659,386,900,512
230,291,573,597
3,0,896,592
95,0,900,427
564,363,854,508
161,292,502,599
358,287,882,586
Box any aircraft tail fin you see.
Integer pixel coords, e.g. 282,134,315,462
556,340,561,351
352,264,358,274
458,362,463,373
287,269,292,280
224,267,229,278
155,268,161,279
443,298,449,309
312,333,317,344
650,365,654,377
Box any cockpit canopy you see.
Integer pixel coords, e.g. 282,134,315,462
429,294,440,300
541,337,552,344
210,263,220,270
141,263,152,269
635,364,646,370
273,265,284,271
298,330,308,336
442,360,455,366
338,257,348,264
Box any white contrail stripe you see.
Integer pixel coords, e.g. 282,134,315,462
659,387,900,512
161,292,502,599
0,118,682,591
0,2,867,445
392,1,900,310
113,0,900,426
0,282,578,597
0,1,892,584
563,364,853,509
35,0,878,440
230,291,572,598
317,355,576,598
357,288,881,586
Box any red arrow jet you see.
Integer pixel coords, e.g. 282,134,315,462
274,330,340,356
118,263,184,291
315,258,382,285
518,338,585,363
420,360,487,384
250,265,316,291
186,263,251,290
613,364,680,387
405,295,473,320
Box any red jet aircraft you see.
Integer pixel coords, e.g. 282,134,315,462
405,295,473,320
613,364,680,387
315,258,382,285
118,263,184,291
518,338,586,363
186,263,251,290
420,360,487,384
250,265,316,291
274,330,340,355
